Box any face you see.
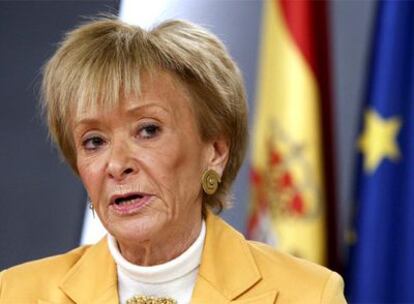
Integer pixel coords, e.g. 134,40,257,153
72,71,220,248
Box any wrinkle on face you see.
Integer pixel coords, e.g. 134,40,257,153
72,70,209,265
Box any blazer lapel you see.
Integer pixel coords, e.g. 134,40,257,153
233,291,278,304
59,238,119,304
54,214,277,304
192,212,279,303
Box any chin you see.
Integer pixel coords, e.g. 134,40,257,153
106,214,166,244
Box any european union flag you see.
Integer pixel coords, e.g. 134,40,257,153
347,1,414,302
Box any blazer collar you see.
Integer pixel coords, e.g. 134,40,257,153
192,211,278,303
57,212,278,304
59,238,118,304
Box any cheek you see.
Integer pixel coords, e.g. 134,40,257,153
163,141,204,192
142,141,200,194
142,134,184,169
77,156,106,199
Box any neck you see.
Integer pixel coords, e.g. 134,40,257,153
117,213,202,266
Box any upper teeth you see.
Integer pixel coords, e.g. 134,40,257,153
115,194,141,204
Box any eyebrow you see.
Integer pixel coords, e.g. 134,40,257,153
74,103,170,126
125,103,170,116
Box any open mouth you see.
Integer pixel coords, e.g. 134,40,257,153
114,194,143,205
110,192,152,215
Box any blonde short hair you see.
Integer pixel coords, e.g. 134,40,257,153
42,17,248,212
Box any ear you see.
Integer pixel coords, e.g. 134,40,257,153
205,137,229,177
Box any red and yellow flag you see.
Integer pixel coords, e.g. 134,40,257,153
248,0,336,266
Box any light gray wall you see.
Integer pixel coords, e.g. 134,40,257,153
331,0,376,252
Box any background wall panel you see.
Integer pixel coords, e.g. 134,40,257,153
0,1,118,270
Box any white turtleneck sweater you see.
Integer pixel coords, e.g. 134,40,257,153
107,221,206,304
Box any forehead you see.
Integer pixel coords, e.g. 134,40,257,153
140,70,192,110
73,70,194,122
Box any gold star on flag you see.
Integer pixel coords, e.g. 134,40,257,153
358,109,401,173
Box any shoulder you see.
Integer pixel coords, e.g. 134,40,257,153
205,213,346,302
1,244,90,281
0,244,91,302
247,240,345,303
247,240,331,280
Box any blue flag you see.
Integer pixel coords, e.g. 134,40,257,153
346,1,414,302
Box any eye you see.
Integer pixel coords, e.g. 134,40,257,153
82,136,105,150
138,123,160,139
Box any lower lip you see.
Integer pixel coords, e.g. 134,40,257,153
110,195,153,215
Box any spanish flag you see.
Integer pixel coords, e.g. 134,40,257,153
248,0,337,266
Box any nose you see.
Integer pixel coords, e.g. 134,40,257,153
106,139,137,181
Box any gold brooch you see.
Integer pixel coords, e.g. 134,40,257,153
126,295,177,304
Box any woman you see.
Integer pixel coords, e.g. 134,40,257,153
0,18,346,303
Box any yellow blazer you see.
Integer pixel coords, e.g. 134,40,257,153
0,212,346,303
